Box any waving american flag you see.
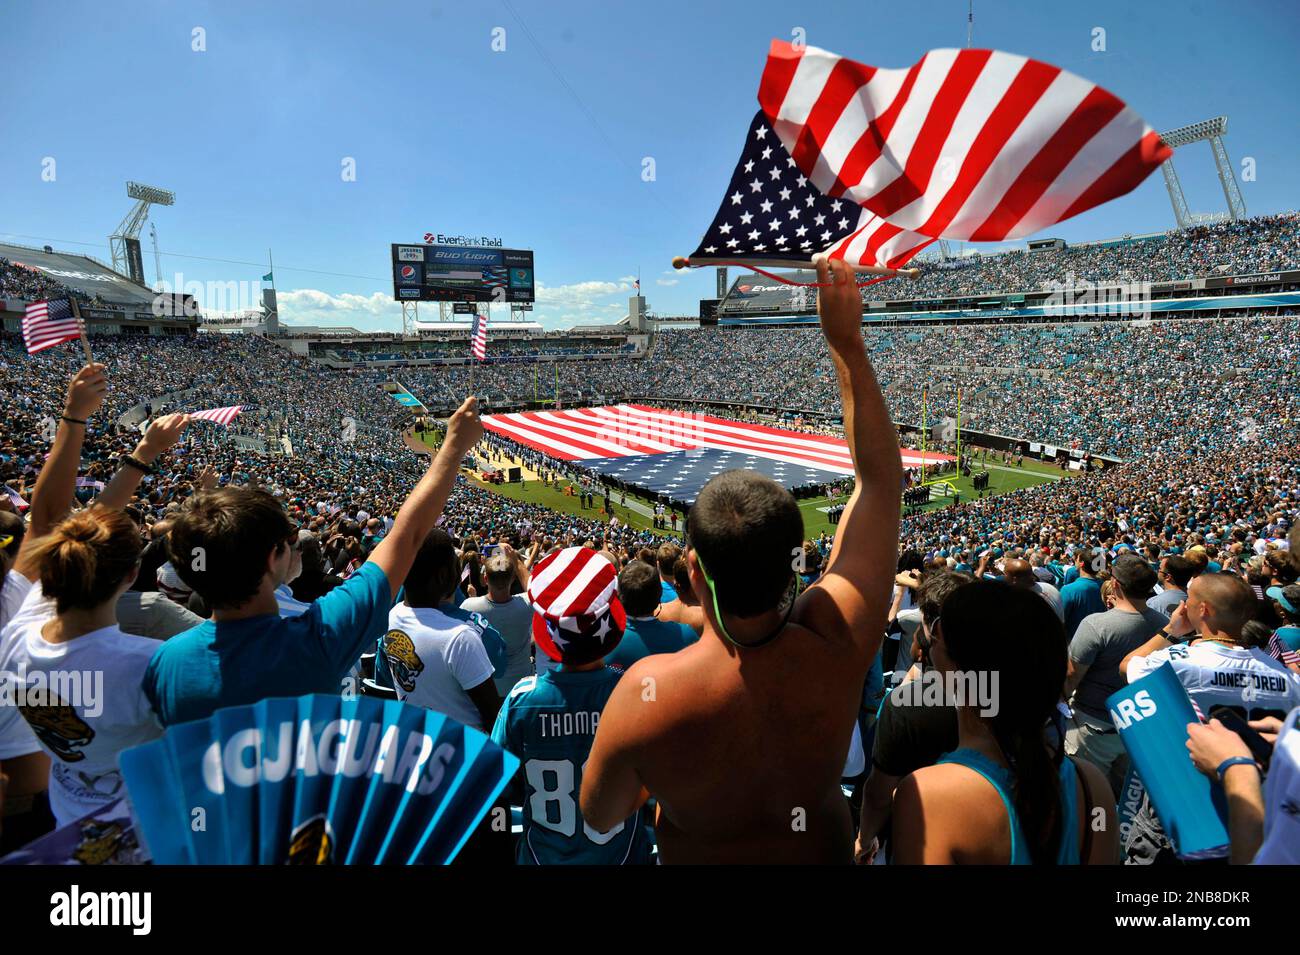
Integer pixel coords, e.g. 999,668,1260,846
758,41,1171,243
190,405,244,426
22,298,83,354
687,111,934,271
684,42,1169,274
469,313,489,360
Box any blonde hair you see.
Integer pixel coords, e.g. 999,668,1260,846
30,508,141,614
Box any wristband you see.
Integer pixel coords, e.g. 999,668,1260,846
1215,756,1258,784
60,415,87,425
119,455,153,474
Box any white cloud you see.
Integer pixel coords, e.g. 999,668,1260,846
277,288,402,331
275,276,640,333
656,278,678,286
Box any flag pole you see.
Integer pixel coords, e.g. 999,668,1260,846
69,297,94,364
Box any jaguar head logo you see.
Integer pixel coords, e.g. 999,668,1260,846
20,696,93,762
72,819,137,866
382,629,424,693
285,814,334,865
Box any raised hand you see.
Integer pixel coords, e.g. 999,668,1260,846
444,396,484,457
138,413,191,463
815,258,864,351
64,363,108,420
197,465,220,492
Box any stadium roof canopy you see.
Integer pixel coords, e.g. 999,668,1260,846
0,242,155,307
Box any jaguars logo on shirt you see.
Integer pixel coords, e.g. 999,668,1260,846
285,814,334,865
20,696,94,762
72,819,138,866
383,629,424,692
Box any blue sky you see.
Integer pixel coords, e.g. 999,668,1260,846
1,0,1297,331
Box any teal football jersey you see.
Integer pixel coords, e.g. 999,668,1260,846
492,667,650,865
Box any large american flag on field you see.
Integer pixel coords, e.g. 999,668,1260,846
22,298,83,354
481,404,953,503
469,313,489,360
190,405,244,426
687,111,935,271
758,41,1171,243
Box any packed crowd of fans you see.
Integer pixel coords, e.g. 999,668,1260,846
399,315,1299,460
1,258,83,306
0,228,1297,867
728,211,1300,304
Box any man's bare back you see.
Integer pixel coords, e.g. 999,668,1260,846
615,618,868,863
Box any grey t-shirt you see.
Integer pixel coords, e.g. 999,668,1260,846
1069,606,1168,723
1146,587,1186,619
460,593,534,695
116,591,203,641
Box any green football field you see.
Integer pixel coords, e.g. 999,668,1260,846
798,458,1067,538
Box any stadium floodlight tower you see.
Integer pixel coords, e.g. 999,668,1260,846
109,181,175,284
1156,117,1246,228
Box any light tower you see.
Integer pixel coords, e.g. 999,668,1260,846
1156,117,1246,228
109,181,175,285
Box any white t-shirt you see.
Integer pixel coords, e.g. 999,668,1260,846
1127,641,1300,719
382,603,495,731
1255,706,1300,865
0,569,34,632
0,574,42,760
0,616,162,827
1034,581,1065,622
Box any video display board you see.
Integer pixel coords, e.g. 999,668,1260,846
391,243,535,303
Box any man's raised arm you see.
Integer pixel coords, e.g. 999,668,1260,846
368,397,483,599
794,258,902,651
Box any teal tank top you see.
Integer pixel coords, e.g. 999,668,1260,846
937,747,1081,865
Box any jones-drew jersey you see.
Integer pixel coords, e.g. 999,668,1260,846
1128,641,1300,721
492,667,650,865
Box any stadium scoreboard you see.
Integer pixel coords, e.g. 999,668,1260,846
391,242,535,303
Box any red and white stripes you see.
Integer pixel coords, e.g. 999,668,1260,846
758,41,1170,242
190,405,244,426
482,404,952,474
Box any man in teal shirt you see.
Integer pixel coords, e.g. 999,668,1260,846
605,560,696,670
143,398,483,725
1060,546,1106,640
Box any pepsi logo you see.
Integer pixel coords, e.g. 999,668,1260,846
400,265,416,279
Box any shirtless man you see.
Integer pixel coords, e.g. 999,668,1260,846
581,259,900,863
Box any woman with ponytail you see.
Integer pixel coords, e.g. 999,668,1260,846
0,508,164,828
891,580,1118,864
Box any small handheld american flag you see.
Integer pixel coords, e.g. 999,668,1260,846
190,405,244,426
22,298,86,355
469,313,489,360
